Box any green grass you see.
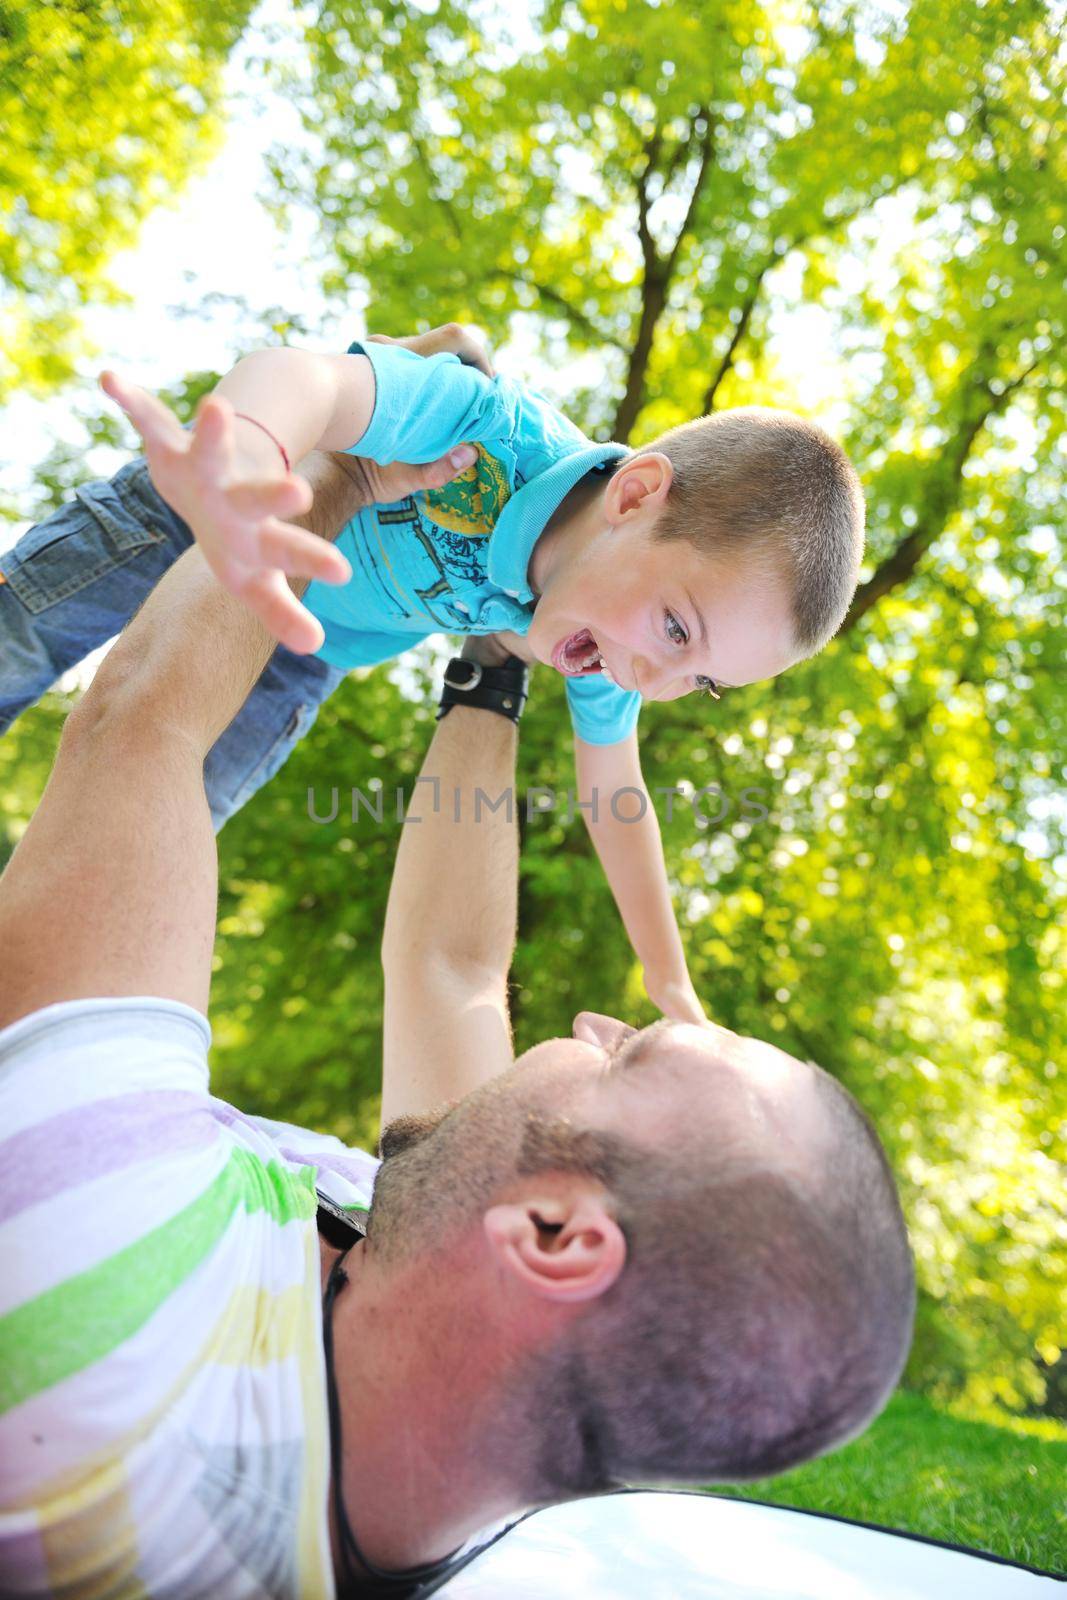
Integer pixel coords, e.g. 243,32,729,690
706,1391,1067,1575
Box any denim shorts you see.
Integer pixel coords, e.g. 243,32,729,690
0,459,344,828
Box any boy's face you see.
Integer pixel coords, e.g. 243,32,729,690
526,516,799,703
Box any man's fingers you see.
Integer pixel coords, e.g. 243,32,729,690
426,445,479,490
99,371,188,456
455,332,495,379
368,443,477,505
414,444,479,493
257,521,352,585
368,324,495,379
241,568,326,655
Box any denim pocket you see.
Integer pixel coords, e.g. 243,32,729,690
1,461,173,615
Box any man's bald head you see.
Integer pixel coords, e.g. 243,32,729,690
368,1017,915,1494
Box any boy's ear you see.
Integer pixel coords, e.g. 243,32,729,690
604,452,673,525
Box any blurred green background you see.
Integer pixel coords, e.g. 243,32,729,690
1,0,1063,1569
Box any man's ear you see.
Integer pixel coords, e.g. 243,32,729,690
603,452,673,526
483,1183,626,1305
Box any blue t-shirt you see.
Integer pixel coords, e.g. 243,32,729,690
302,341,642,745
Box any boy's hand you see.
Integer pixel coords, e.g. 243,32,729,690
100,371,344,653
100,370,477,655
643,960,710,1024
645,971,710,1028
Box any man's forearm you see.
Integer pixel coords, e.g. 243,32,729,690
382,708,518,981
87,549,277,758
0,548,283,1027
575,730,705,1023
292,451,403,551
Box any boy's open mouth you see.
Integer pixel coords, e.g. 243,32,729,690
552,628,604,677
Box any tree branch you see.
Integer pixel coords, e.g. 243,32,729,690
660,125,695,195
664,110,717,280
699,174,910,413
408,123,464,245
840,356,1040,633
494,271,625,349
702,259,772,412
634,123,663,275
613,110,717,442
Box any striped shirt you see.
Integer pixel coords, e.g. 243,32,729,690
0,998,379,1598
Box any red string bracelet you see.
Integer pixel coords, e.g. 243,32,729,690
233,412,291,473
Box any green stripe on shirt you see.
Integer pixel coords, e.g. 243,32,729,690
0,1148,317,1414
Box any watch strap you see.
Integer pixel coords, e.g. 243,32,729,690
437,655,530,723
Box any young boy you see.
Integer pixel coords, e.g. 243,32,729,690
0,328,863,1026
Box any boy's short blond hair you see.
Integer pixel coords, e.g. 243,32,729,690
638,408,865,654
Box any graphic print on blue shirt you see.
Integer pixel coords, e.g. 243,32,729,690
374,494,458,628
424,444,512,537
391,445,515,625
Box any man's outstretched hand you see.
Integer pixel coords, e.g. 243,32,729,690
101,323,492,655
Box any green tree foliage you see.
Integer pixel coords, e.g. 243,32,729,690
0,0,256,401
3,0,1063,1416
259,0,1066,1412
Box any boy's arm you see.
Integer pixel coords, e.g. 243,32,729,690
101,323,491,654
574,731,707,1027
211,321,495,463
380,640,520,1127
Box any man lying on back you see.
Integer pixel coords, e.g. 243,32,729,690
0,390,914,1596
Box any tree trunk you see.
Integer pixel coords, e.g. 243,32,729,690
612,272,668,443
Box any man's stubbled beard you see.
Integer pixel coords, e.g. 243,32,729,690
377,1102,459,1162
368,1101,473,1260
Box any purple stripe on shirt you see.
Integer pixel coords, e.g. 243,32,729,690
209,1099,377,1191
208,1100,263,1136
0,1092,216,1225
275,1146,377,1188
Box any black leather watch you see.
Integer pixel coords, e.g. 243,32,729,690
437,655,530,723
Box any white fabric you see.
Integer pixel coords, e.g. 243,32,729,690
436,1492,1061,1599
0,998,340,1598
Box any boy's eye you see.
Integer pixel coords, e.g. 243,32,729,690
695,675,721,700
664,609,688,646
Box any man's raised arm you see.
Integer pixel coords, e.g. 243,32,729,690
0,424,486,1031
380,647,521,1127
0,546,278,1029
